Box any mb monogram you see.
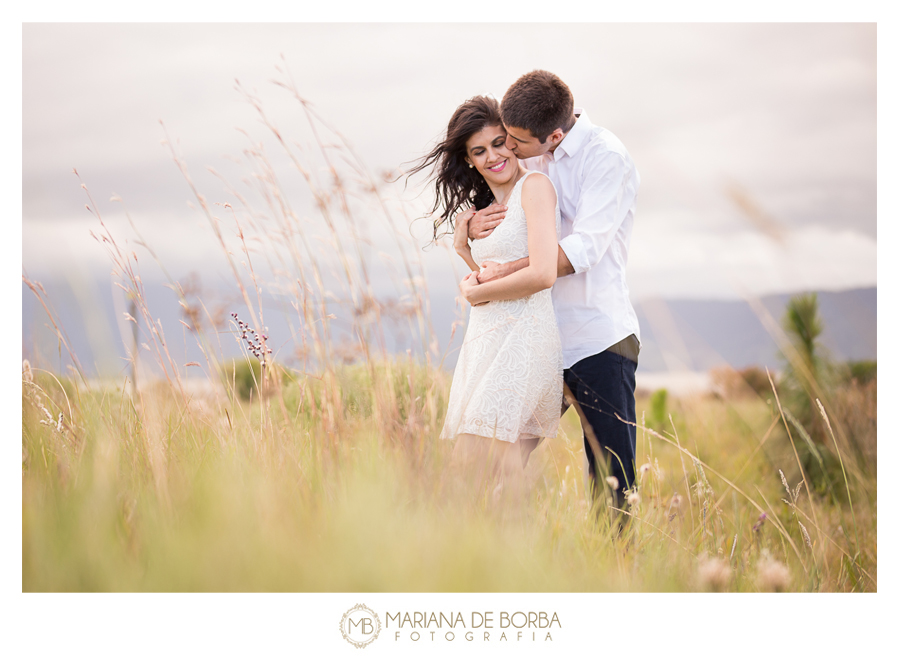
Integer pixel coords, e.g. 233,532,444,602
340,604,382,648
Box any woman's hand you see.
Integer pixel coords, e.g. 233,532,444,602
453,208,476,256
459,271,486,306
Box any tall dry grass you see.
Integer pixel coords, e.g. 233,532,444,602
22,64,876,592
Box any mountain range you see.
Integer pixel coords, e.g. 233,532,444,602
22,275,876,379
632,287,876,373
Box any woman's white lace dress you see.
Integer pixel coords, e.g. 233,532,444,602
440,171,563,443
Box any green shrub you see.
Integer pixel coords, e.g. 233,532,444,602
844,360,876,386
648,388,668,431
220,359,284,401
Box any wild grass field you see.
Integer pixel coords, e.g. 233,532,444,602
22,66,876,593
21,358,877,592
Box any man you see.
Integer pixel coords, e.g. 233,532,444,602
467,70,641,512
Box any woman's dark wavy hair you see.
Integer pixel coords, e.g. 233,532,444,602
405,95,501,241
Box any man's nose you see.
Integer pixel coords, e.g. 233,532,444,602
505,135,516,150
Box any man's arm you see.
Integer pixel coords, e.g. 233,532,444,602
556,246,575,277
477,246,573,283
556,150,638,275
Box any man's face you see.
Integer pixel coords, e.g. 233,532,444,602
503,125,553,160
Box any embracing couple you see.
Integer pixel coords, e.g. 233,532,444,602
412,70,640,512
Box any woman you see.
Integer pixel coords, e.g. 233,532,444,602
409,96,563,496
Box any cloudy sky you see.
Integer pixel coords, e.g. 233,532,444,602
22,21,877,305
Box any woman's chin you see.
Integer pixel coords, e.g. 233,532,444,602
503,159,520,181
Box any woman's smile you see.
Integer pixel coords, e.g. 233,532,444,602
486,159,507,173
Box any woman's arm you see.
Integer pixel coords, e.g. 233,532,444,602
460,174,557,305
477,245,575,283
453,208,480,272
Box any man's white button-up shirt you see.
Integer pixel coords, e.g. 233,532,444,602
524,109,641,369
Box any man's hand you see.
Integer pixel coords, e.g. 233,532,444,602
476,259,527,283
476,261,509,283
467,203,507,240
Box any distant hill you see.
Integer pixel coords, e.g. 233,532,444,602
633,287,876,373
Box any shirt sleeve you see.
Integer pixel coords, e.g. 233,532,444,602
558,150,639,275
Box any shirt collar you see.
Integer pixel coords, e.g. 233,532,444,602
552,108,590,161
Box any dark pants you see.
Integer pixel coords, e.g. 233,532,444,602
563,347,637,509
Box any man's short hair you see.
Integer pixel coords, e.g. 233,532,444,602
500,70,574,143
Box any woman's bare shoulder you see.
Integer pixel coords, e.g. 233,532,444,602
521,171,557,201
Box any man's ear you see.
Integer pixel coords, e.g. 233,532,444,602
548,128,565,147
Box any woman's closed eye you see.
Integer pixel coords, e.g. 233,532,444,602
472,139,505,156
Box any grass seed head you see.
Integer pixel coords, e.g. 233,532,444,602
779,469,791,497
756,552,791,592
697,555,732,592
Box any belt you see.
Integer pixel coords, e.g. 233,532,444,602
605,333,640,365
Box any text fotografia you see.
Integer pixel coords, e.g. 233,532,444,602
387,611,561,642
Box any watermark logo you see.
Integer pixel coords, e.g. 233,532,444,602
340,604,382,648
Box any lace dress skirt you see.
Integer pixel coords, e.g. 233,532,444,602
440,290,563,443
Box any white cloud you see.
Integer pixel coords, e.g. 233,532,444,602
629,220,876,299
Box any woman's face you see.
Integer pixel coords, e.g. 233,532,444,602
464,124,519,186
